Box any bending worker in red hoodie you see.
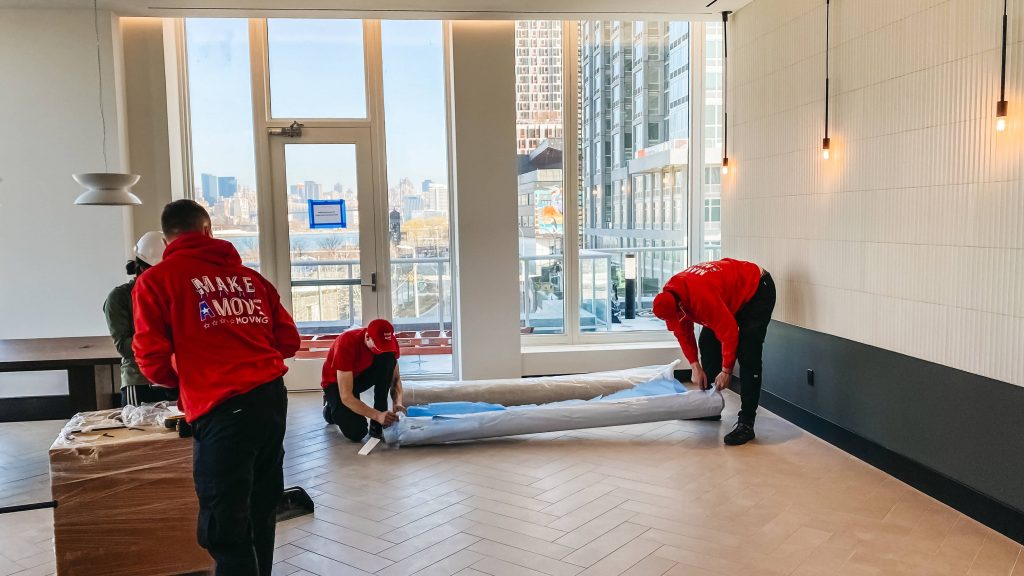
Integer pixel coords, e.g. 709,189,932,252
133,199,300,576
652,258,776,446
321,319,405,442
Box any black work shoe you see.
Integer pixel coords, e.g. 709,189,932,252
322,401,334,425
368,421,384,440
724,422,755,446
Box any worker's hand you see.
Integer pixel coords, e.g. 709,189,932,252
690,363,709,390
393,404,407,415
714,371,732,391
374,410,399,427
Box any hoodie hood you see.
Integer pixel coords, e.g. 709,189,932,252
163,232,243,267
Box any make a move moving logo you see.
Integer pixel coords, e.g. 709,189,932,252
191,275,269,329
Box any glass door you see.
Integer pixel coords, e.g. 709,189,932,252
269,127,380,389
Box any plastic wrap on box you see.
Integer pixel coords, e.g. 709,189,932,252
49,418,214,576
404,363,681,406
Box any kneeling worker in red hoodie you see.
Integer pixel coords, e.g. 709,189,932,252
133,200,300,576
652,258,776,446
321,319,405,442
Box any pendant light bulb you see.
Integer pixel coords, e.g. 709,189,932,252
721,158,730,175
996,101,1008,132
822,137,831,160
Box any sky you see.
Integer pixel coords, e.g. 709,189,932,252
186,19,449,194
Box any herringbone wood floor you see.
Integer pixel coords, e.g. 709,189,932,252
1,389,1020,576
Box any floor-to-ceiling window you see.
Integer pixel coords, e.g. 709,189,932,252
578,20,691,334
517,20,719,346
182,19,454,377
382,20,453,374
186,19,261,269
515,20,566,335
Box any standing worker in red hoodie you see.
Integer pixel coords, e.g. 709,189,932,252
652,258,776,446
133,200,300,576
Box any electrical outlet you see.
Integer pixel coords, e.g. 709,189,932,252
807,369,815,386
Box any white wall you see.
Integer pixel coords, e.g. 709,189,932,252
0,9,132,395
726,0,1024,385
122,17,174,235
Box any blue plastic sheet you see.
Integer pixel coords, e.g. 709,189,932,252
407,401,506,417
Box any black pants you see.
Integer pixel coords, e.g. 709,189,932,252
120,384,178,407
698,271,777,426
323,352,396,442
191,378,287,576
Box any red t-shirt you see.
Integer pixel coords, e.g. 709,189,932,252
320,328,401,388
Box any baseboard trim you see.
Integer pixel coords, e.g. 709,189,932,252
757,388,1024,545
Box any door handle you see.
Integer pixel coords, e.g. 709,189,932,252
361,272,377,292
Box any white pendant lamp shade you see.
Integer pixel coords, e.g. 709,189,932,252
72,173,142,206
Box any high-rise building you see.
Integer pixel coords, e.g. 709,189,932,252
515,21,563,155
578,21,722,280
201,173,219,206
217,176,237,198
402,195,424,221
303,180,321,201
422,181,448,213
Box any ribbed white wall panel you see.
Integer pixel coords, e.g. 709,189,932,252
725,0,1024,386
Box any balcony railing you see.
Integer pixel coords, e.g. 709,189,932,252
287,257,451,335
280,244,719,337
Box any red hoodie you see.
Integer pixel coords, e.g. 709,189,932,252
662,258,761,369
132,233,300,422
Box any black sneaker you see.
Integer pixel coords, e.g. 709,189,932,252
322,400,334,425
724,422,755,446
368,421,384,440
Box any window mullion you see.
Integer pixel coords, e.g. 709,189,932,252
689,22,706,265
563,21,583,344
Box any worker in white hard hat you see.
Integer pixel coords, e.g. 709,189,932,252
103,231,178,406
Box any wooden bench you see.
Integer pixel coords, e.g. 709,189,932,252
0,337,121,422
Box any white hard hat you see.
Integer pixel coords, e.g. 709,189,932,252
134,231,165,266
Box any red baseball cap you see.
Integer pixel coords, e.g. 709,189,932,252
365,319,399,354
652,291,681,331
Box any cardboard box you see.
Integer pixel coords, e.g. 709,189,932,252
49,421,214,576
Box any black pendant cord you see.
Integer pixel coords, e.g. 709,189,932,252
93,0,109,171
824,0,830,144
722,11,729,163
1000,0,1008,103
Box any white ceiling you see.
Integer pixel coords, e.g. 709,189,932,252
0,0,755,20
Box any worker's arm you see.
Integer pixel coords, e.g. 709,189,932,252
390,364,406,414
337,370,398,426
103,286,135,361
671,318,708,390
131,276,179,388
696,296,741,391
262,277,300,358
